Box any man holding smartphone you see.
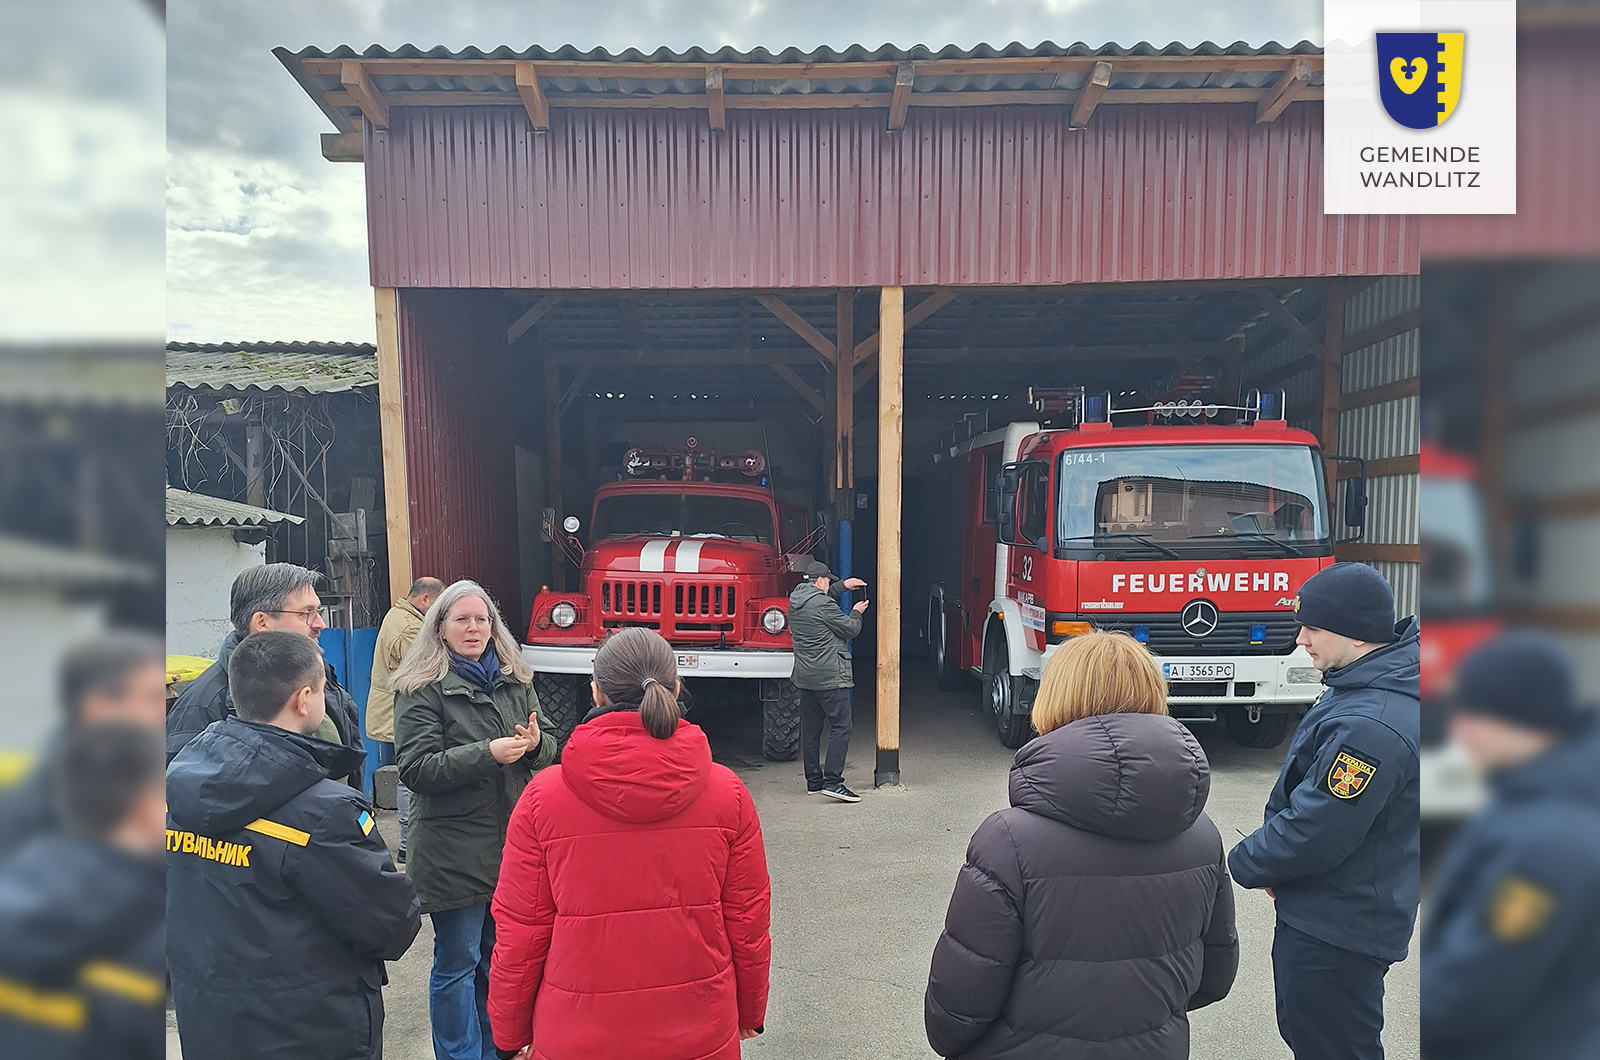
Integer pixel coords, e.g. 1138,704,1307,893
788,562,868,803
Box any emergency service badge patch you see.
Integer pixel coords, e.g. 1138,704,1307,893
1325,746,1380,800
1488,876,1555,944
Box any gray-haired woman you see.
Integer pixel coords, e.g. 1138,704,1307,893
392,579,559,1060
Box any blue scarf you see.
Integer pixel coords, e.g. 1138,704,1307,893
448,643,501,693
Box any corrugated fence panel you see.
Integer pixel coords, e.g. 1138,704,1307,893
1337,274,1419,607
397,288,524,621
366,103,1420,289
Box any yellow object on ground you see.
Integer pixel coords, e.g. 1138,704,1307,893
167,655,214,687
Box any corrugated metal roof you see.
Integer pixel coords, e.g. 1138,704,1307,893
166,342,379,394
280,41,1325,137
166,487,306,528
0,345,163,408
0,535,152,588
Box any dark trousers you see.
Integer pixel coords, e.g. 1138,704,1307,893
800,687,852,788
1273,919,1392,1060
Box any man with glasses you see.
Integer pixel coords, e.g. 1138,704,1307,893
166,563,365,786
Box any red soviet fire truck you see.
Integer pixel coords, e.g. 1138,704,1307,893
926,387,1367,748
523,438,818,759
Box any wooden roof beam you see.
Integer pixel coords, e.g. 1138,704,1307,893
515,62,550,130
768,362,826,415
320,132,363,163
754,294,837,362
340,61,389,129
888,62,914,130
1256,57,1312,123
705,67,725,130
1070,61,1112,128
507,293,563,343
854,289,960,366
1251,287,1324,356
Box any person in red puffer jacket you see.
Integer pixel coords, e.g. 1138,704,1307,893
488,627,772,1060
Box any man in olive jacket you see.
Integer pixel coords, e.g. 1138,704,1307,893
367,577,441,861
787,562,868,802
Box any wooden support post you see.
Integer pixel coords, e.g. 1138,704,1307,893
543,354,566,592
1222,336,1245,405
583,407,599,497
705,67,726,130
374,287,412,602
508,293,562,343
1319,279,1347,503
835,290,854,506
1483,271,1512,579
1257,57,1313,123
875,285,904,787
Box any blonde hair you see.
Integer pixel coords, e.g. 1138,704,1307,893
390,579,533,695
1031,631,1168,735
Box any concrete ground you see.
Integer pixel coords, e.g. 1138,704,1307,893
168,665,1418,1058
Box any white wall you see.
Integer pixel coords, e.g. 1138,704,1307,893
0,592,105,753
166,526,264,657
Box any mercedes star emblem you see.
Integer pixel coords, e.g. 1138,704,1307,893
1181,599,1220,638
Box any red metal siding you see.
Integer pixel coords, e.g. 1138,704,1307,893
1422,33,1600,260
397,288,523,620
366,102,1418,289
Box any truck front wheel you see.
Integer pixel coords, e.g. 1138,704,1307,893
761,678,801,762
1224,706,1293,748
532,671,583,752
984,636,1032,749
929,595,959,691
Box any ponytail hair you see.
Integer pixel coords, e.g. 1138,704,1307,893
592,627,681,739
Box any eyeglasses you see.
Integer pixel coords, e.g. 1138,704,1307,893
264,607,323,624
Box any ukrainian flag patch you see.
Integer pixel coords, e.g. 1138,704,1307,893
358,811,374,836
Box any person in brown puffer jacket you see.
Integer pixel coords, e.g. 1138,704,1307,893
925,631,1238,1060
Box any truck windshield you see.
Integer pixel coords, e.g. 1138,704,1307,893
1055,444,1329,550
592,493,776,545
1420,476,1491,614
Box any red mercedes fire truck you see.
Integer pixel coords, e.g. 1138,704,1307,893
523,438,818,759
926,387,1367,748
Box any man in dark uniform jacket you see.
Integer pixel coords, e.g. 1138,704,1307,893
166,563,365,786
1230,562,1420,1060
0,724,167,1060
167,632,420,1060
1422,631,1600,1060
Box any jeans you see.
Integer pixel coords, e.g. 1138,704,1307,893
429,903,496,1060
1273,919,1392,1060
801,687,852,788
396,780,411,856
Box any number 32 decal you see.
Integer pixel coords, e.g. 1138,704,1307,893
1020,555,1034,581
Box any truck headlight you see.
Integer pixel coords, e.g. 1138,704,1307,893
1287,666,1320,685
550,602,578,629
761,607,787,634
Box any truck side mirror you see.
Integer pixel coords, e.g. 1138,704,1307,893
997,507,1015,544
995,465,1020,545
1344,476,1368,528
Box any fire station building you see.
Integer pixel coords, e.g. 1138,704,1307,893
280,42,1424,779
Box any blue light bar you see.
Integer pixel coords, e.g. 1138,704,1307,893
1250,623,1266,644
1134,624,1150,644
1258,391,1282,420
1084,391,1110,423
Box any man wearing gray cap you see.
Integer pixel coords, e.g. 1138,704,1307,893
787,562,868,802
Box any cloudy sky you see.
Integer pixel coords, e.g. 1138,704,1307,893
167,0,1321,344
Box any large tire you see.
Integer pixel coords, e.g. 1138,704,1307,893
984,635,1033,749
1224,706,1293,748
761,678,801,761
533,671,582,752
929,595,959,691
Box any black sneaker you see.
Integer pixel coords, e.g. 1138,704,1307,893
806,787,823,796
396,849,406,865
821,784,861,803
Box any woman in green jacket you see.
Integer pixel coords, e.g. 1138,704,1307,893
391,579,558,1060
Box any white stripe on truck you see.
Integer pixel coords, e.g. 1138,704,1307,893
640,540,669,572
674,540,704,573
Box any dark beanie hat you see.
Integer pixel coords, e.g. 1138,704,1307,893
1293,562,1397,644
1454,630,1594,734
